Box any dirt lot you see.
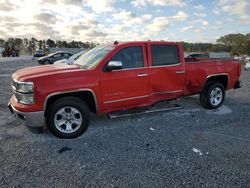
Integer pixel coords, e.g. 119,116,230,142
0,57,250,187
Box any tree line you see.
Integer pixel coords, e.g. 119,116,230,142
0,33,250,55
182,33,250,55
0,38,96,55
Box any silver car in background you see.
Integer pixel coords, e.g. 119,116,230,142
54,51,86,65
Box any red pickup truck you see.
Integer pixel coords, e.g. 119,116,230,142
8,41,241,138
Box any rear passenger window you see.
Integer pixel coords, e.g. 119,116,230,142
111,46,144,69
151,45,180,66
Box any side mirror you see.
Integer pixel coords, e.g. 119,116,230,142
105,61,122,71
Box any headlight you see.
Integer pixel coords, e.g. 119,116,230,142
12,80,34,93
12,79,35,105
14,92,35,104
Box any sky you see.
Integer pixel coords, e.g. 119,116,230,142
0,0,249,43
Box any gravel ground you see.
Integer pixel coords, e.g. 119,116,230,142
0,57,250,187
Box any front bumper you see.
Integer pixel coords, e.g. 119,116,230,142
8,104,44,128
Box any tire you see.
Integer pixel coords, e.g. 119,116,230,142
44,60,51,65
46,97,90,138
200,82,225,109
12,51,16,57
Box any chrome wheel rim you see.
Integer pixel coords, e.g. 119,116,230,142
54,106,82,134
209,87,223,106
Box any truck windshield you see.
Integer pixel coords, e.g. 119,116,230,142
74,45,113,69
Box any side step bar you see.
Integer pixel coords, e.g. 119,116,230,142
108,103,182,119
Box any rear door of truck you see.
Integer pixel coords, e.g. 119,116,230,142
147,42,185,103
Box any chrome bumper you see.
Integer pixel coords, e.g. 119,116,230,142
8,104,44,128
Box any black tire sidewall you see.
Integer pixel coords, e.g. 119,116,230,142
47,97,90,138
206,83,225,109
44,60,50,64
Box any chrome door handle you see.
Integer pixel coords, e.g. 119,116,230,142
176,70,185,74
137,73,148,77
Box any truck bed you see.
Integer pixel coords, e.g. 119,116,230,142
184,58,241,95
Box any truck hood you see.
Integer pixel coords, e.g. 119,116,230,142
13,64,81,81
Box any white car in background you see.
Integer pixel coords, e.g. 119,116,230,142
54,51,86,65
245,57,250,71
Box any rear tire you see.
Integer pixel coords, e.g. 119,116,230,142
46,97,90,138
200,82,225,109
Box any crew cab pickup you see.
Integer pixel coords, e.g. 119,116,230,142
8,41,241,138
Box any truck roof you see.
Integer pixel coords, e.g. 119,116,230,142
101,41,180,50
113,41,179,46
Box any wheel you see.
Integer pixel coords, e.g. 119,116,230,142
44,60,51,65
200,82,225,109
12,51,16,57
46,97,90,138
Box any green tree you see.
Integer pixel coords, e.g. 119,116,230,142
217,33,248,55
46,39,56,48
0,39,5,48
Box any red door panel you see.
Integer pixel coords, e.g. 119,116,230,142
147,43,185,103
100,68,149,112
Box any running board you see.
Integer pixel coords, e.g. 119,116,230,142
108,103,182,119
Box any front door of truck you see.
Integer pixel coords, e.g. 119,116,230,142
147,43,185,103
100,45,149,112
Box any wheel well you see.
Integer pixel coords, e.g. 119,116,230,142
204,75,228,89
45,91,97,115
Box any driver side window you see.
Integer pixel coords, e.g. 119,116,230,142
111,46,144,69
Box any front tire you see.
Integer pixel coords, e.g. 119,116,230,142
46,97,90,138
200,82,225,109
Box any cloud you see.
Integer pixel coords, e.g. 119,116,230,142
194,4,205,10
42,0,83,5
181,26,194,32
131,0,147,7
218,0,250,23
172,11,188,21
0,0,249,43
113,10,136,21
147,17,170,32
194,27,206,33
194,12,207,18
213,8,220,15
59,0,83,5
112,10,152,27
0,1,17,12
0,15,16,22
218,0,249,15
69,19,98,34
131,0,185,7
33,13,58,24
191,19,209,26
83,0,115,13
31,23,61,38
240,15,250,24
151,0,185,6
